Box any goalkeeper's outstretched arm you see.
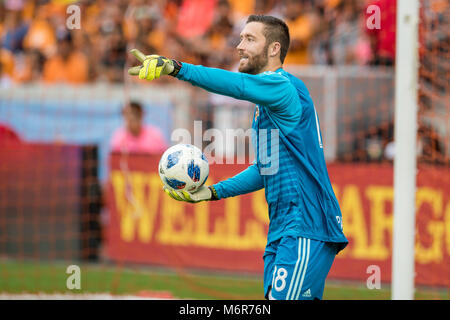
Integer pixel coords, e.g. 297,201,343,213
128,49,298,111
212,163,264,199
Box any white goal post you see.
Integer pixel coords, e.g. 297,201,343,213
391,0,420,300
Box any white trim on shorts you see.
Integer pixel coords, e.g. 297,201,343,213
285,237,311,300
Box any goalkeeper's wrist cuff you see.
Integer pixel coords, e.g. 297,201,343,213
169,60,182,77
209,186,219,201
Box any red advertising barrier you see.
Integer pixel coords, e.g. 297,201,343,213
0,142,85,260
105,153,450,287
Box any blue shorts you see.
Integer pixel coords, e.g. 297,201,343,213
263,236,338,300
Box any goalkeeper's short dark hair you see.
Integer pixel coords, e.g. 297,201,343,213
246,14,290,64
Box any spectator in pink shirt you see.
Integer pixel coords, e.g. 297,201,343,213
110,101,168,154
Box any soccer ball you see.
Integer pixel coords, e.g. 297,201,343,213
158,144,209,193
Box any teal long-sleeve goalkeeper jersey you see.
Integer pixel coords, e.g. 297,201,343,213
176,63,348,250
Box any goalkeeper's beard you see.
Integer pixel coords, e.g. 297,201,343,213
238,45,269,75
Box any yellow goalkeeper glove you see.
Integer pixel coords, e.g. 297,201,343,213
163,185,219,203
128,49,182,81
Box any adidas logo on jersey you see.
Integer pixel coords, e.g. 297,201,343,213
302,289,312,298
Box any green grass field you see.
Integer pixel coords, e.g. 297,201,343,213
0,260,448,300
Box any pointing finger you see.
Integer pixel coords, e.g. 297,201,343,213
130,49,147,63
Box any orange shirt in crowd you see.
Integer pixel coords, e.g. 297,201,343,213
284,14,316,65
0,49,14,76
228,0,255,17
42,51,88,84
23,19,56,55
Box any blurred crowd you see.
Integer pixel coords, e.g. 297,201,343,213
0,0,447,164
0,0,402,85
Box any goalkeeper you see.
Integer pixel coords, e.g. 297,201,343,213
129,14,348,300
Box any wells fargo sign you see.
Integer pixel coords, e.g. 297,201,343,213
105,153,450,287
